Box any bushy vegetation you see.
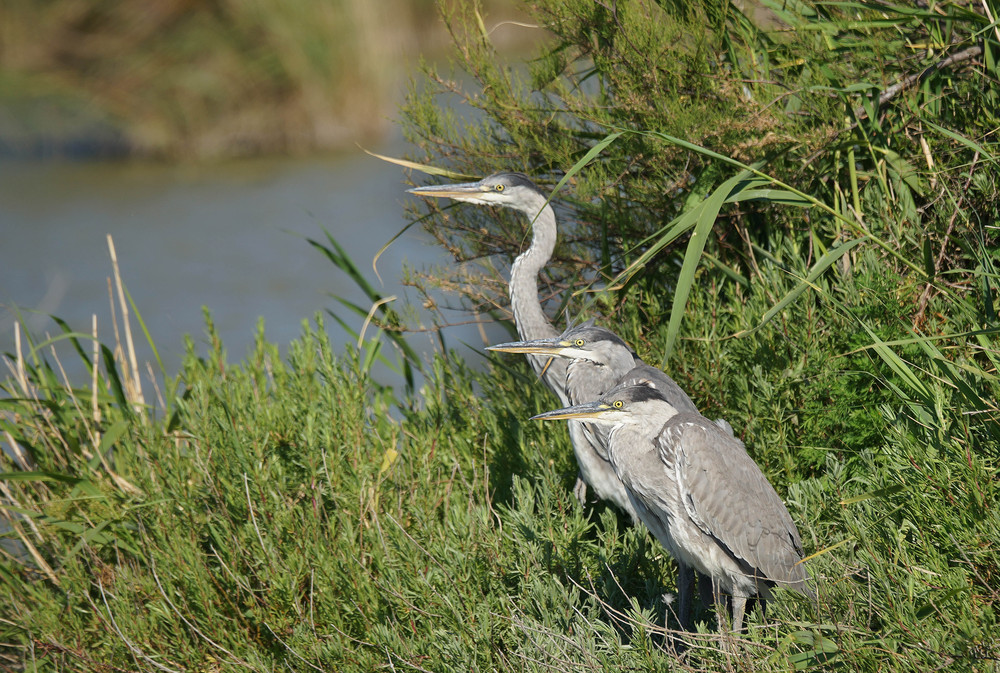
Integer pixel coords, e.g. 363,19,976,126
3,0,1000,671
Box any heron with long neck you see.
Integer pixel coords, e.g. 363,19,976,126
409,173,725,628
408,172,569,403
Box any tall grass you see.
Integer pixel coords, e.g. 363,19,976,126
2,217,998,671
3,0,1000,670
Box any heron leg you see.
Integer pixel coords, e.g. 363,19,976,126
573,472,588,505
697,571,715,612
677,562,694,630
731,594,747,634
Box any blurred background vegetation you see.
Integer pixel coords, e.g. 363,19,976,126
3,0,1000,671
0,0,526,158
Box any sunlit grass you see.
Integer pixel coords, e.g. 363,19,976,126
3,0,1000,669
2,216,999,670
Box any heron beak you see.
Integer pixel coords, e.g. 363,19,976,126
530,401,612,422
407,182,490,199
487,339,570,383
486,338,571,356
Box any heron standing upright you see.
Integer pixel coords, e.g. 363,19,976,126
532,374,814,633
488,322,726,628
408,172,570,404
409,173,719,627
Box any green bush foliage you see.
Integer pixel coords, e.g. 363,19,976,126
2,1,1000,671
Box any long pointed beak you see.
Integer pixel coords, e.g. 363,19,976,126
486,337,570,356
531,400,612,422
407,182,489,199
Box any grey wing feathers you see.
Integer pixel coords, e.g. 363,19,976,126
659,415,811,596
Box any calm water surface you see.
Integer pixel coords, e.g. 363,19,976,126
0,142,500,390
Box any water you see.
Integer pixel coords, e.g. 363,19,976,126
0,141,503,392
0,43,528,571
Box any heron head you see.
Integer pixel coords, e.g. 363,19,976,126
531,378,674,426
408,172,548,211
487,322,637,368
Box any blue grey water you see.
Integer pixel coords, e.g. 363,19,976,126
0,48,537,561
0,140,509,394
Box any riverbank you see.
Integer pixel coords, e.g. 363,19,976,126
2,0,998,669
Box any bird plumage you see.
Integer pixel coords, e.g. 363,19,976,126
409,172,569,404
489,323,719,628
488,323,700,516
533,376,813,632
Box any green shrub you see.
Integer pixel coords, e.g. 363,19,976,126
3,1,999,670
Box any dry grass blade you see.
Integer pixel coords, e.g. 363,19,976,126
0,480,58,584
106,234,145,413
363,149,473,179
91,314,101,444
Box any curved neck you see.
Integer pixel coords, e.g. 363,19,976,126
510,201,559,341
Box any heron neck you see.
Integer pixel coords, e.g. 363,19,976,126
510,202,559,341
566,360,620,405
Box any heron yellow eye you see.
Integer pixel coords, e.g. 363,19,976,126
613,400,623,408
495,184,505,192
574,339,585,347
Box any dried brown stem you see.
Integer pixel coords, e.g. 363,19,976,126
854,45,984,121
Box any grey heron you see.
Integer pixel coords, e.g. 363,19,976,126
488,322,701,509
408,172,570,404
531,374,814,633
488,322,728,627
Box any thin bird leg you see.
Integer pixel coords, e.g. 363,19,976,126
730,594,748,634
573,472,588,504
677,562,694,629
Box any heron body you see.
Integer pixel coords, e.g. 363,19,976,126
488,323,700,518
489,323,719,628
532,377,813,632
